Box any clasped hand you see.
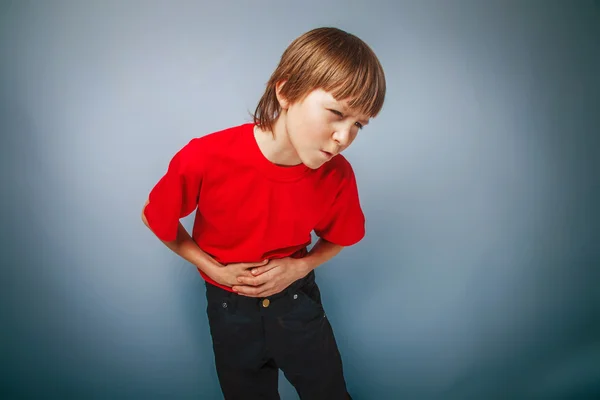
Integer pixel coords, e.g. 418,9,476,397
211,257,309,298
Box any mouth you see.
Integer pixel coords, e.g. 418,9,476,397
320,150,334,158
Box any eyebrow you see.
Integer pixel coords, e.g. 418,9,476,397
334,103,370,126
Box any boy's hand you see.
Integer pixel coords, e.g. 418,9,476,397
232,257,310,298
208,259,269,288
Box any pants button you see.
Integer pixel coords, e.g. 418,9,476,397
262,298,270,308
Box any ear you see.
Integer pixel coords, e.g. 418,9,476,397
275,80,290,110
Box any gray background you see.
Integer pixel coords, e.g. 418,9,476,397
1,0,599,398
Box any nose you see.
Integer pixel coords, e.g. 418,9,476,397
332,126,351,147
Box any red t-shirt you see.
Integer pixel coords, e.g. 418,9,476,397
144,123,365,291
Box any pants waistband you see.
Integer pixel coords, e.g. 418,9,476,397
205,270,316,317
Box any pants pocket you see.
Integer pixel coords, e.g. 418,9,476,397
278,281,326,331
299,280,324,309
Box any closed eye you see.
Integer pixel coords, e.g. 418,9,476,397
329,109,363,130
329,109,343,118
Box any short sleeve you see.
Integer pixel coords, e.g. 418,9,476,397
314,165,365,246
143,140,203,242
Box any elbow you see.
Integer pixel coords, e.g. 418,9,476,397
141,199,150,227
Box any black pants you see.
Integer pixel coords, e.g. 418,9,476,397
205,271,351,400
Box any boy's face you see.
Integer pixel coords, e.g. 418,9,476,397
280,88,370,169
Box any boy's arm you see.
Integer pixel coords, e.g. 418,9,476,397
301,237,344,272
141,199,221,274
142,200,267,287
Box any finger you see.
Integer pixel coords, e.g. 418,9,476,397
241,267,277,286
235,267,256,278
251,262,278,276
237,271,270,286
246,259,269,269
232,284,268,297
230,261,266,277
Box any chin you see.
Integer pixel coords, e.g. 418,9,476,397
302,157,325,170
306,163,324,170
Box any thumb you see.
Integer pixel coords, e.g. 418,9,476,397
251,259,270,275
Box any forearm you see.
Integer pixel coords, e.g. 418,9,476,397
142,205,220,274
301,237,344,272
164,223,221,273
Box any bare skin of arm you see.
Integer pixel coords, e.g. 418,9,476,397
142,199,344,296
141,199,266,287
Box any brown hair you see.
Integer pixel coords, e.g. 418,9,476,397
253,27,386,132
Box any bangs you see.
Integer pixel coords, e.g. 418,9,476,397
323,59,386,118
301,34,386,118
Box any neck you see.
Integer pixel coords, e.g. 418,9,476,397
254,114,302,167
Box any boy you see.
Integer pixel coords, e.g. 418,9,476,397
142,27,386,399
